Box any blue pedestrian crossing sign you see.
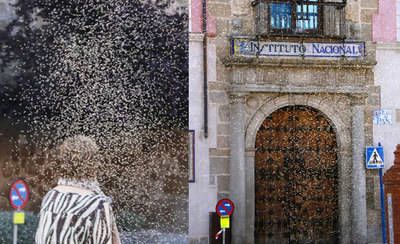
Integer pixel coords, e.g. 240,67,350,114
366,146,384,169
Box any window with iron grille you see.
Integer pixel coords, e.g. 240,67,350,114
253,0,346,39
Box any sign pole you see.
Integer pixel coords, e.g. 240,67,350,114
365,144,386,243
9,179,30,244
13,222,17,244
379,167,387,244
376,142,387,244
216,199,235,244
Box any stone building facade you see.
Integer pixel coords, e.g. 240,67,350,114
189,0,383,242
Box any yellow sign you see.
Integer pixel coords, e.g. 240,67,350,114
13,211,25,225
220,216,230,229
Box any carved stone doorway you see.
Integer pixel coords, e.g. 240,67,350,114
254,105,339,244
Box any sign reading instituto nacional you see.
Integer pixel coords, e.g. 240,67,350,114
231,38,365,58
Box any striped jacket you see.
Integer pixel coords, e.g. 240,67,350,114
35,186,116,244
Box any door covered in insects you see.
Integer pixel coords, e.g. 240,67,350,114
254,105,339,244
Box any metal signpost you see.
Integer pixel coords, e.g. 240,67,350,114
366,144,386,244
215,199,235,244
9,179,29,244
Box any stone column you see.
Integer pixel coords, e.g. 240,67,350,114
229,93,247,244
245,148,256,244
351,96,368,244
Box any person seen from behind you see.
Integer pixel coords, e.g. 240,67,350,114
35,135,121,244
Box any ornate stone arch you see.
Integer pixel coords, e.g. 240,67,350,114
245,94,349,149
243,94,353,244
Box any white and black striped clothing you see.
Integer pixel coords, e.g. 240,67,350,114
35,188,114,243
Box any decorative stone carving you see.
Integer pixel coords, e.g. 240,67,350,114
245,95,259,110
350,93,368,106
229,92,248,104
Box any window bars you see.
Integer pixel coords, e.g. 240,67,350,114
253,0,346,39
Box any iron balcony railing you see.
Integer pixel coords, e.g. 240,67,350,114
253,0,346,39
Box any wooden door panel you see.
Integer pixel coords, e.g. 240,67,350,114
255,106,339,244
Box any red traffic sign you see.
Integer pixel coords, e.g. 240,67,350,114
216,198,235,217
9,179,30,210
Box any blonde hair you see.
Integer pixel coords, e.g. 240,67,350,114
56,135,100,180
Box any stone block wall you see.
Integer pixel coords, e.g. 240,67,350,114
365,83,383,243
208,40,232,198
206,0,231,200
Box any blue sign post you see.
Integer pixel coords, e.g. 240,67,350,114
366,144,386,244
215,199,235,244
9,179,29,244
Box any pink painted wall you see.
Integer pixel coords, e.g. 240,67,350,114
373,0,397,42
191,0,202,33
190,0,217,36
207,14,217,37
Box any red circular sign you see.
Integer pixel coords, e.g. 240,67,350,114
9,179,30,210
216,198,235,217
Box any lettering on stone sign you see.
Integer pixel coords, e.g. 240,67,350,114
312,43,360,55
234,39,364,58
248,42,306,55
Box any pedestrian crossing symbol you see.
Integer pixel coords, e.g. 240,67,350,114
366,146,384,169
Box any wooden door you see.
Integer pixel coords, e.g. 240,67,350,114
255,106,339,244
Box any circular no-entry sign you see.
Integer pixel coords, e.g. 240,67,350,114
216,198,235,217
9,179,30,210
